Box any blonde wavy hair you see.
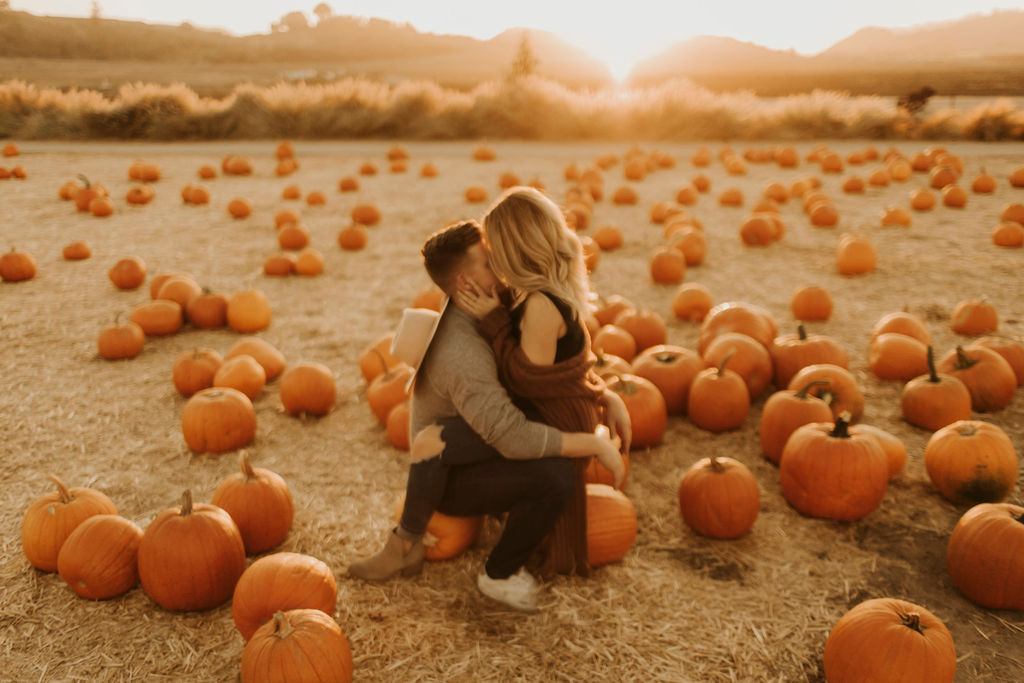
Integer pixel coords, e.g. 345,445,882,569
481,187,590,319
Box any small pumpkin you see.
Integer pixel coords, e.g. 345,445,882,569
181,387,257,454
936,345,1016,412
677,456,759,539
946,502,1024,610
924,420,1018,505
227,337,286,381
137,490,247,611
264,253,295,276
241,610,353,683
227,289,272,333
279,362,336,416
758,380,834,465
212,452,294,556
836,232,876,275
232,553,336,641
172,348,223,397
687,351,750,433
592,324,637,362
605,374,667,447
97,313,145,360
613,309,667,353
156,275,202,313
367,363,415,424
950,299,998,336
770,324,849,388
973,336,1024,386
869,333,929,381
185,289,230,329
278,223,310,250
108,256,146,290
392,494,482,561
702,332,773,400
787,364,865,422
630,345,704,415
281,184,301,200
21,476,118,572
90,197,113,217
790,285,832,321
779,414,889,521
214,354,267,401
671,282,713,322
359,334,401,384
593,294,634,326
351,203,381,226
900,346,973,431
871,310,931,345
992,221,1024,247
851,423,906,478
648,246,686,284
227,197,252,219
823,598,956,683
62,241,92,260
586,484,637,567
57,514,142,600
149,271,195,299
697,301,776,354
294,248,325,276
130,300,183,336
386,401,411,450
338,223,368,250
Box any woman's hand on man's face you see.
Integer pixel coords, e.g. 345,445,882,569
454,277,501,319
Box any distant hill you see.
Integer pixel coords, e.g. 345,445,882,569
626,9,1024,95
0,10,612,91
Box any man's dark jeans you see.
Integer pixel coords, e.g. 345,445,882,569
399,416,575,579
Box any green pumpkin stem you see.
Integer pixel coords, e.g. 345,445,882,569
48,475,73,504
272,611,294,639
239,451,257,481
795,379,831,399
898,611,925,634
180,489,194,516
829,413,852,439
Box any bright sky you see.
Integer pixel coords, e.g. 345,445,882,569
13,1,1024,80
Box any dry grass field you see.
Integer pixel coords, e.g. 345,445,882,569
1,138,1022,682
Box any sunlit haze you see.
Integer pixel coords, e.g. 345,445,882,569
13,0,1024,81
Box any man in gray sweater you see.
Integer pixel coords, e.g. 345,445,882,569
348,221,629,611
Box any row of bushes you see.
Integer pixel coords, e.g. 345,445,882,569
2,75,1023,141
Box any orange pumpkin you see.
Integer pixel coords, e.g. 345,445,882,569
97,314,145,360
149,271,195,299
108,256,147,290
790,285,832,321
227,197,252,219
677,457,759,539
57,514,142,600
212,452,294,556
770,325,848,389
156,275,202,313
901,347,973,431
630,345,704,415
973,336,1024,386
226,337,286,381
241,610,353,683
613,309,667,353
279,362,336,416
232,553,335,641
871,311,930,345
992,221,1024,247
181,387,256,454
836,232,876,275
787,364,864,421
137,490,246,611
936,345,1016,412
868,333,929,381
367,363,415,424
359,334,401,384
172,347,224,397
130,300,183,336
946,502,1024,610
823,598,956,683
351,203,381,226
294,248,324,276
21,476,118,572
687,351,750,432
186,290,230,329
338,223,369,250
386,401,411,450
924,421,1018,505
605,374,667,448
671,282,713,322
851,424,906,478
264,253,295,276
758,380,834,465
780,415,888,521
62,240,92,260
227,289,272,333
702,332,773,400
586,484,637,567
214,354,267,401
392,494,482,561
592,324,637,362
950,299,998,336
697,301,776,354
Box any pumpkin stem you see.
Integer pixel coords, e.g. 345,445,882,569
708,456,725,473
239,451,257,481
795,379,831,399
716,349,736,378
797,324,807,341
956,423,977,437
47,475,73,503
271,611,294,639
655,352,677,364
898,611,925,634
954,345,978,370
180,489,194,516
1014,511,1024,525
829,412,852,438
76,173,91,188
925,345,939,383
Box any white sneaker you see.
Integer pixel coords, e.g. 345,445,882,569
477,567,540,612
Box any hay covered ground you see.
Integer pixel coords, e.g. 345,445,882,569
1,138,1022,682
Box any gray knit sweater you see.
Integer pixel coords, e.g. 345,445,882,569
410,305,562,459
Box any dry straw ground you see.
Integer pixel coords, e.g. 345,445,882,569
1,139,1022,682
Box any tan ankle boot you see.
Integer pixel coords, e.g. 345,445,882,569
348,529,425,581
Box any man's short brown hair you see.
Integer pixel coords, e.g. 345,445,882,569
421,221,483,293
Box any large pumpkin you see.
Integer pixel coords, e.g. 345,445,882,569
232,553,337,641
241,609,353,683
211,451,294,554
946,502,1024,610
924,420,1018,505
21,476,118,572
57,514,142,600
137,490,246,611
823,598,956,683
181,387,257,454
586,484,637,567
279,362,337,416
677,457,759,539
779,415,888,521
936,344,1016,412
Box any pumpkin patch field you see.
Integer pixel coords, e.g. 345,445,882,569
2,139,1023,681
